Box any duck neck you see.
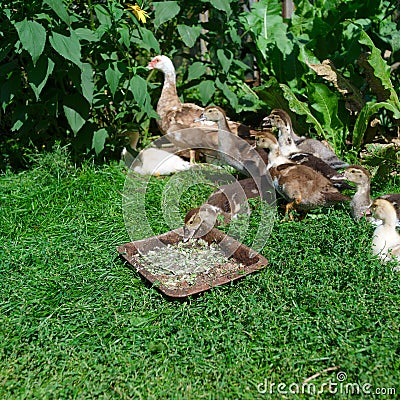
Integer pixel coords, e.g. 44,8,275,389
216,116,231,133
266,146,285,169
381,210,399,229
278,126,299,156
352,181,372,207
284,117,301,141
157,69,181,118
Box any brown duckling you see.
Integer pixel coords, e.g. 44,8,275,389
344,165,400,224
369,199,400,269
255,132,349,216
263,109,352,190
196,106,269,177
183,178,260,241
262,109,349,170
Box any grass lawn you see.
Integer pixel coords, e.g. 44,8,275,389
1,148,399,399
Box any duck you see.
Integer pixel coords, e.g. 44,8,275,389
262,109,349,170
196,106,269,178
263,109,352,190
183,178,260,241
343,165,400,224
255,132,349,217
121,131,191,175
147,55,253,137
369,198,400,269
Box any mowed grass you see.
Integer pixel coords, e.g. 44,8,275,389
1,148,400,399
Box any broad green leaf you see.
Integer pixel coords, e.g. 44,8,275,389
217,49,233,74
94,5,112,28
63,94,89,134
92,128,109,155
308,83,342,147
198,80,215,105
207,0,232,18
177,24,201,48
27,55,55,100
105,63,123,96
81,63,94,104
43,0,71,25
188,62,207,81
255,78,288,110
216,78,238,109
14,19,46,64
75,27,100,42
153,2,180,30
118,25,130,49
359,30,400,111
50,31,81,67
353,101,400,149
280,83,326,138
63,105,86,134
130,75,148,107
138,28,160,53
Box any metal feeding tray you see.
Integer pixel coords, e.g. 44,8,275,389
117,228,268,298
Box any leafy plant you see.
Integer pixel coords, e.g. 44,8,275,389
242,0,400,158
0,0,158,166
1,0,399,169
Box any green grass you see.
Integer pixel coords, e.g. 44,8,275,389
1,148,400,399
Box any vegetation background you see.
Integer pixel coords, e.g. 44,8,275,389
1,1,400,398
0,0,399,171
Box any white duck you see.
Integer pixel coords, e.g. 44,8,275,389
121,131,191,176
370,198,400,269
147,55,254,137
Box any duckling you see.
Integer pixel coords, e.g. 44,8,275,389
370,199,400,268
183,178,260,241
344,165,400,224
255,132,349,216
122,131,191,175
263,110,352,190
196,106,269,178
262,109,349,170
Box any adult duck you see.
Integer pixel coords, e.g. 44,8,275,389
147,55,252,137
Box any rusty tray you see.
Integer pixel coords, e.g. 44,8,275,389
117,227,268,298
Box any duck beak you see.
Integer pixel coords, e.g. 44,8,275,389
147,60,156,70
262,116,273,129
194,113,206,123
183,226,196,242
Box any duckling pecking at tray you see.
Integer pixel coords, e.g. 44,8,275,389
255,132,349,217
262,109,349,170
183,178,261,241
369,198,400,270
344,165,400,225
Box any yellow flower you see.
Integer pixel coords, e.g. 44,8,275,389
126,3,148,24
